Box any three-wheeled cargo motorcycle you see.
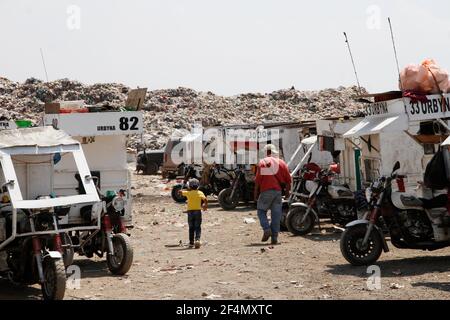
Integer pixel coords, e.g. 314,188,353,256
0,127,102,300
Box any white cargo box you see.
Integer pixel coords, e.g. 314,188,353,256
43,111,144,226
0,127,102,250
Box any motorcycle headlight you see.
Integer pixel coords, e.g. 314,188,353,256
112,196,125,211
365,188,372,203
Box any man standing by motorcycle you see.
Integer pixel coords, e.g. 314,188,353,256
254,144,292,244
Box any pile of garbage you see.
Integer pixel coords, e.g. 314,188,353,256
0,77,367,149
0,77,128,121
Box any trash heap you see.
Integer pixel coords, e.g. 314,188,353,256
0,77,128,120
0,77,367,149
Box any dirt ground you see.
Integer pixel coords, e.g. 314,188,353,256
3,170,450,300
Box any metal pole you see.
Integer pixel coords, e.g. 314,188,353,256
388,18,403,91
287,142,304,168
40,48,49,82
343,32,362,95
437,118,450,132
291,142,316,177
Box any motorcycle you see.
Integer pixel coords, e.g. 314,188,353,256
0,203,67,300
199,164,234,197
280,163,322,229
340,161,450,266
67,180,134,275
171,163,233,203
0,127,105,300
285,163,358,236
218,166,255,210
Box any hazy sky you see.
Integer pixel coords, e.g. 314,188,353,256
1,0,449,95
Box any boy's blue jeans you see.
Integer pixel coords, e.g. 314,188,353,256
257,189,282,236
187,210,202,244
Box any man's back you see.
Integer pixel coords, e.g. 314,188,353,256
255,156,291,193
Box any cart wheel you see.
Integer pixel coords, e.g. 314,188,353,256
41,258,66,300
144,162,159,175
107,233,134,275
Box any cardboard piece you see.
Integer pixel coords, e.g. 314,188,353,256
125,88,147,110
44,102,60,114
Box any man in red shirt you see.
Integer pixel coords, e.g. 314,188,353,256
254,144,292,244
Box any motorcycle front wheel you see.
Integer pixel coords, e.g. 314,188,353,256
218,188,239,210
171,184,187,203
285,207,315,236
41,257,66,300
107,233,134,275
340,224,383,266
280,202,290,231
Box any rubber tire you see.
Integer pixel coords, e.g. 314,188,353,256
280,210,288,231
171,184,187,203
145,162,159,175
280,202,290,231
285,207,315,236
107,233,134,276
340,224,383,266
218,188,239,210
167,173,177,180
41,258,66,300
61,233,74,268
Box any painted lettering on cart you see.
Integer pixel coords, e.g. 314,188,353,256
97,125,116,131
119,116,139,131
0,122,11,129
365,102,388,116
409,97,450,116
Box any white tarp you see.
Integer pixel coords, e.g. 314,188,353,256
0,126,78,149
343,114,409,138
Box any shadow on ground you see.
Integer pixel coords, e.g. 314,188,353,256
326,255,450,278
283,227,342,242
0,278,42,300
209,203,256,212
73,259,123,279
412,281,450,293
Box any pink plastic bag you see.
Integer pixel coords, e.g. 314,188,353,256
400,59,450,94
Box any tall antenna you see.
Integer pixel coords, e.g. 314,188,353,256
343,32,362,95
387,18,403,91
40,48,49,82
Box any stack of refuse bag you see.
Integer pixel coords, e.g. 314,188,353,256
400,59,450,94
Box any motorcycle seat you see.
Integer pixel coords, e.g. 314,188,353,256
419,194,448,209
400,195,423,208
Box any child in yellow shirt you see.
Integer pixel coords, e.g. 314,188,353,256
179,178,208,248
